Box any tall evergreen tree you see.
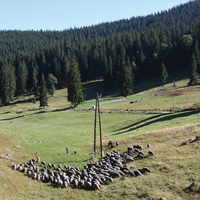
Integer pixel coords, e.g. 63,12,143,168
194,39,200,72
32,66,38,97
67,61,84,107
120,64,133,97
39,74,48,108
0,62,16,104
8,63,16,101
103,55,113,87
47,73,57,96
16,60,28,95
0,64,9,105
160,62,168,85
188,54,199,86
60,54,69,88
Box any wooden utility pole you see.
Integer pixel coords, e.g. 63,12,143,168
93,93,103,158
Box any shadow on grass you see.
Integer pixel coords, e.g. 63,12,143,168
0,97,40,108
82,67,190,101
82,79,120,100
35,106,74,115
0,106,74,121
0,115,25,121
113,109,200,135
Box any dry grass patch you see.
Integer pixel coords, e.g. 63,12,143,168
99,124,200,200
158,87,200,97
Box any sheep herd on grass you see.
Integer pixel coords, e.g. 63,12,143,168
10,143,154,190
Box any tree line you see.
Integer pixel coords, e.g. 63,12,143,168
0,0,200,106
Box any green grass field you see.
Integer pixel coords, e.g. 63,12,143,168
0,78,200,199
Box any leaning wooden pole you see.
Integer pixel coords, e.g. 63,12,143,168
97,95,103,157
93,93,98,158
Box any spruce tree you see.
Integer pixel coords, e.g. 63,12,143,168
0,62,16,104
61,54,69,88
160,62,168,85
120,64,133,97
47,73,57,96
17,60,28,96
67,61,84,107
188,54,198,86
0,65,9,104
8,63,16,101
32,67,38,97
194,40,200,72
104,55,113,87
39,74,48,108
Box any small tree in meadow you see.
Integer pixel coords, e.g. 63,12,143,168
47,73,57,96
160,62,168,86
188,54,199,86
67,61,84,107
39,74,48,108
120,64,134,97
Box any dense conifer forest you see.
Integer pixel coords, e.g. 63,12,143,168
0,0,200,105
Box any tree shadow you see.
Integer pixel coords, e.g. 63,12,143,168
113,113,165,132
82,79,120,100
133,67,190,94
0,106,74,121
0,97,40,107
113,109,200,135
82,67,190,101
0,115,25,121
35,106,74,115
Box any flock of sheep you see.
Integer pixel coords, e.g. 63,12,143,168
10,143,154,190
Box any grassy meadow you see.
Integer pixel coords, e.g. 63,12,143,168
0,77,200,199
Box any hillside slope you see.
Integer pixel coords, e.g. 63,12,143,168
0,78,200,199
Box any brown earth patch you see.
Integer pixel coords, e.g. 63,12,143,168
158,87,200,97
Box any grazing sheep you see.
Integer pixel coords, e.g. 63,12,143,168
48,163,52,168
41,161,46,166
63,181,68,188
10,144,153,191
133,145,143,150
147,144,151,148
93,182,100,190
181,141,188,146
37,174,41,181
116,141,119,146
195,135,200,141
138,167,151,174
85,181,92,189
11,163,17,170
24,163,29,168
148,151,155,156
138,151,144,156
128,171,135,176
135,154,144,159
133,170,142,177
18,166,24,172
52,163,56,169
134,148,140,153
159,198,167,200
108,141,114,148
127,147,133,151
